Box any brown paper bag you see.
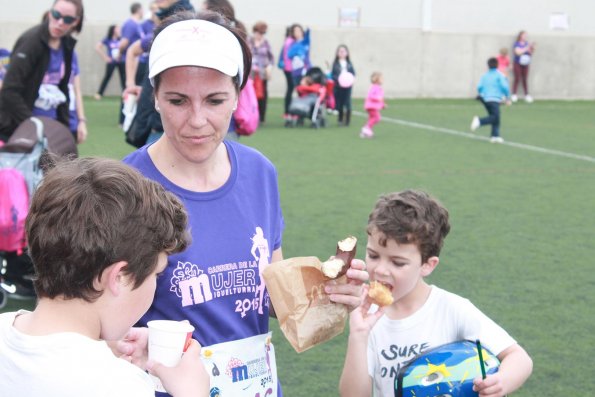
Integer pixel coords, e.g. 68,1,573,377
262,256,348,353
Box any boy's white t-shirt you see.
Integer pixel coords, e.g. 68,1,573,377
367,285,516,396
0,311,155,396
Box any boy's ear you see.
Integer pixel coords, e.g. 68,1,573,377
100,261,129,296
421,256,439,277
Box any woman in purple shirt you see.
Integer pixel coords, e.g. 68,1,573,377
94,24,125,99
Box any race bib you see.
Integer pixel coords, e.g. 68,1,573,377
110,48,120,60
201,332,278,397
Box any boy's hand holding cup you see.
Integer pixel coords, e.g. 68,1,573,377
146,320,196,393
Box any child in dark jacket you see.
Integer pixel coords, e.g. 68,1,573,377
331,44,355,126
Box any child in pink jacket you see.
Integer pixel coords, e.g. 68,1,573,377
361,72,386,138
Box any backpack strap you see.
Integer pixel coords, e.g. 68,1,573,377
30,117,44,143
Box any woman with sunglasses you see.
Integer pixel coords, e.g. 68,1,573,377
0,0,84,142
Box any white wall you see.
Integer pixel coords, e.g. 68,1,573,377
2,1,593,35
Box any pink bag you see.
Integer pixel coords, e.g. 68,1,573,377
234,78,260,136
0,168,29,254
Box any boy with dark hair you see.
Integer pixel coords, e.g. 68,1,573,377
471,57,511,143
0,157,209,396
340,189,533,397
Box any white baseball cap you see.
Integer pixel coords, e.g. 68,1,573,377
148,19,244,87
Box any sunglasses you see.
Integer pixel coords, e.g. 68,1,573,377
50,9,77,25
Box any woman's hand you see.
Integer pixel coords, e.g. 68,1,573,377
325,258,369,311
122,85,142,99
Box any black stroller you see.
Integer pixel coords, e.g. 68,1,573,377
0,116,77,308
285,67,328,129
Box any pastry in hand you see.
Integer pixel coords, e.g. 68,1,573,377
321,236,357,279
368,281,394,306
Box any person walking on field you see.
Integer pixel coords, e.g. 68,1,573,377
471,57,511,143
360,71,386,139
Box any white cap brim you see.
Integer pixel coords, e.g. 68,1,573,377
149,19,243,86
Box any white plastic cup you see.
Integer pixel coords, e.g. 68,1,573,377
147,320,195,392
123,93,138,115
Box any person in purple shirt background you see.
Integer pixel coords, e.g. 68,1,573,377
511,30,536,103
137,1,158,80
118,2,145,84
94,24,125,100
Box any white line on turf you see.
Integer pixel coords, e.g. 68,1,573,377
352,111,595,164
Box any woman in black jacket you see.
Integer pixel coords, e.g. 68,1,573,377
0,0,84,142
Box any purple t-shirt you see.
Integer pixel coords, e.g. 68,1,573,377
139,19,154,64
139,33,153,64
513,40,531,64
102,37,121,63
32,49,79,133
123,140,284,347
120,18,144,57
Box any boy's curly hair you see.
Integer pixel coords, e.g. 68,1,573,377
367,190,450,263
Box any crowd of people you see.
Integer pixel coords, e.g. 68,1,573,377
0,0,537,146
0,1,535,396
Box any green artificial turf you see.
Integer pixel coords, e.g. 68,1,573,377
3,96,594,396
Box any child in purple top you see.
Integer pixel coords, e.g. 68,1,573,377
361,72,386,139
